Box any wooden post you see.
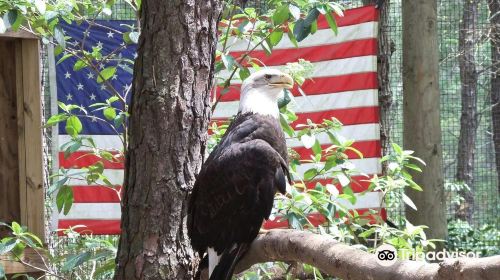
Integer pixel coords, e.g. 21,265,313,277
0,31,45,276
402,0,447,244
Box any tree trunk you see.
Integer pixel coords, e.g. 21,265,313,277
402,0,448,246
489,0,500,196
455,0,480,223
362,0,394,171
114,1,222,279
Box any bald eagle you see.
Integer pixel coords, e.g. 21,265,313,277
188,69,294,280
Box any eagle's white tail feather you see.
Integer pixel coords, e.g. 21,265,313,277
208,247,221,277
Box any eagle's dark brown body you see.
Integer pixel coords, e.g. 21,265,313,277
188,112,289,279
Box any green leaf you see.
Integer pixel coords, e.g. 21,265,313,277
0,239,17,255
56,185,74,215
123,31,139,44
45,113,68,127
221,54,236,70
73,60,87,71
103,107,117,121
97,67,117,83
358,227,375,238
342,186,356,204
287,25,298,48
11,222,22,234
273,5,289,26
403,193,417,210
293,19,309,42
325,12,338,35
57,53,73,65
304,168,317,181
312,139,322,155
54,26,66,49
0,263,5,279
62,252,91,272
65,115,82,137
35,0,47,15
269,30,283,47
238,67,251,81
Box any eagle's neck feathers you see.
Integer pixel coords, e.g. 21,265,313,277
238,87,281,118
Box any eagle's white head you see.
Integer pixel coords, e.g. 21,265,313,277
239,69,294,118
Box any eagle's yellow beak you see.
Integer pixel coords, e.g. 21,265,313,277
269,73,294,89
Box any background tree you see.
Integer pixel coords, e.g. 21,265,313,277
488,0,500,196
455,0,480,223
402,0,448,244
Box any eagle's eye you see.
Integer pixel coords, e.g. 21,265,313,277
264,74,272,80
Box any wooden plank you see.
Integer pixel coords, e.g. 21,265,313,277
19,39,45,240
0,40,21,238
0,30,38,39
0,248,46,274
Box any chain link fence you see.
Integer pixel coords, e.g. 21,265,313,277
41,0,499,272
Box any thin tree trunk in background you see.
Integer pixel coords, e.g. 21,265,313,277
362,0,394,171
402,0,448,246
489,0,500,195
114,1,222,279
455,0,480,223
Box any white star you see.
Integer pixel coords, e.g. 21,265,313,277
96,41,103,48
77,83,84,90
100,84,107,91
64,71,71,79
133,52,138,59
99,64,105,70
120,42,126,47
111,74,118,80
80,104,85,112
90,116,98,122
83,30,90,37
107,31,114,38
123,84,131,91
87,72,94,79
66,93,73,100
89,93,96,100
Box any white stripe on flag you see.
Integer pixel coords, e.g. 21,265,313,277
212,89,378,118
287,123,381,148
66,169,124,186
225,22,378,52
218,56,377,82
295,158,382,177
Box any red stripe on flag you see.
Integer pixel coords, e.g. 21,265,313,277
263,208,386,229
231,39,377,67
58,220,121,236
72,186,122,203
293,140,381,160
318,6,379,29
293,106,379,127
215,72,378,102
59,151,124,169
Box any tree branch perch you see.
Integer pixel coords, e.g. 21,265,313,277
233,230,500,280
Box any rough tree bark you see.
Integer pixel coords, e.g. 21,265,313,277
362,0,394,169
235,230,500,280
489,0,500,195
455,0,480,223
402,0,448,245
114,1,222,279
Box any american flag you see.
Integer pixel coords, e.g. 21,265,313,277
54,5,383,235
